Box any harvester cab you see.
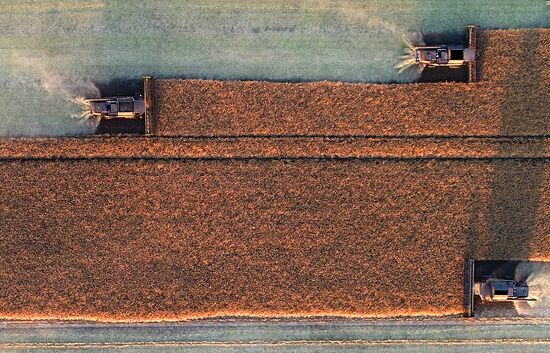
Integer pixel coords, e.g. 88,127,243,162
474,278,535,302
414,45,475,68
465,260,540,316
86,96,145,120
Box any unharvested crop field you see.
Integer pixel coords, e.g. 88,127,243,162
156,29,550,137
481,29,550,83
0,159,549,321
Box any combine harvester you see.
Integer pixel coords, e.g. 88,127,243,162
413,25,480,83
85,76,156,135
464,260,537,317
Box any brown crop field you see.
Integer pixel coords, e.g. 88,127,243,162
1,159,549,321
156,29,549,138
481,29,550,83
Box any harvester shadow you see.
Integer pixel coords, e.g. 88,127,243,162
418,66,468,83
95,119,145,135
484,30,544,260
95,78,144,97
422,31,467,47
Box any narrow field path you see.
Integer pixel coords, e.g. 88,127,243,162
1,136,550,160
2,319,550,353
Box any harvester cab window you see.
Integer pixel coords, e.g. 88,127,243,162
438,49,448,63
109,102,118,115
451,49,464,60
119,101,134,113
